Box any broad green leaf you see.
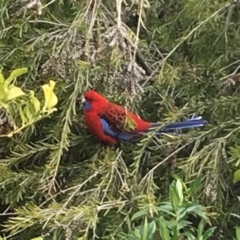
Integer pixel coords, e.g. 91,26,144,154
176,207,187,221
176,179,183,206
172,174,187,191
186,205,204,214
183,231,196,240
133,229,142,239
131,209,148,221
30,237,43,240
29,90,40,113
0,73,4,84
4,104,15,117
4,67,28,87
140,218,156,240
202,227,217,240
0,84,6,100
233,170,240,183
159,216,171,240
42,80,58,111
170,185,180,211
177,220,193,230
19,105,28,125
5,85,25,101
159,208,175,217
197,219,204,240
158,203,175,218
142,218,148,240
148,221,157,238
236,226,240,240
24,103,35,122
168,219,178,229
189,206,207,220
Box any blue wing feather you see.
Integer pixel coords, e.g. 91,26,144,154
100,118,136,141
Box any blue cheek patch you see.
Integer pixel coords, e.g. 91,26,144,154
83,101,92,111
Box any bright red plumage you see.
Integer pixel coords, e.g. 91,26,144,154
83,110,117,145
82,90,151,145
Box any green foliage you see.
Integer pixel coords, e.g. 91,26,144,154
0,68,58,137
0,0,240,239
0,68,27,101
120,178,216,240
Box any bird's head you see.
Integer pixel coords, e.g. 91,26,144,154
82,90,108,112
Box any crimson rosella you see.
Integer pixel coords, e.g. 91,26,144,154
82,90,208,145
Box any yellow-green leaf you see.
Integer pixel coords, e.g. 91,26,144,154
42,80,58,111
30,90,41,113
5,85,26,101
30,237,43,240
0,73,4,84
235,226,240,240
5,104,15,117
4,68,28,87
159,216,171,240
233,169,240,183
0,84,6,100
24,104,35,123
176,179,183,206
19,105,27,125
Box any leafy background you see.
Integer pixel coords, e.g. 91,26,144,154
1,0,240,239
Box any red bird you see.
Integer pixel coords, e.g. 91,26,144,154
82,90,208,145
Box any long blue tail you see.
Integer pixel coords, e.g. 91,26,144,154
150,116,208,134
100,116,208,142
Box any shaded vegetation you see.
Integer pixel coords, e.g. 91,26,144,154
1,0,240,239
